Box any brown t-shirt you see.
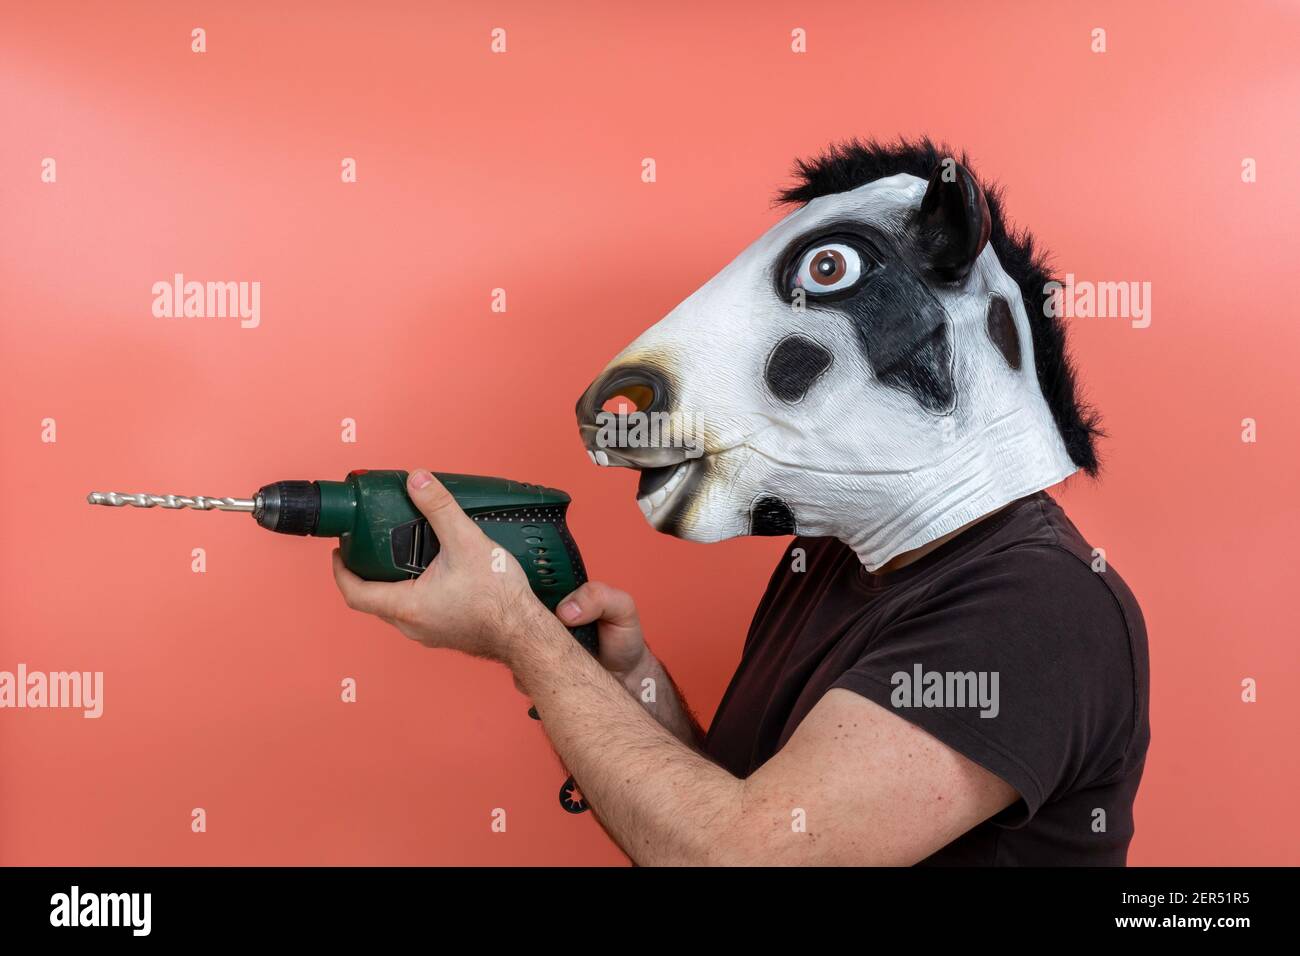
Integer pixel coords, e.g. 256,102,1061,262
704,492,1150,866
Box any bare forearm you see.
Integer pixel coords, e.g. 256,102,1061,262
511,607,743,865
614,651,705,748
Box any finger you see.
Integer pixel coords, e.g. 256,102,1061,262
405,470,480,549
332,549,406,619
557,581,639,629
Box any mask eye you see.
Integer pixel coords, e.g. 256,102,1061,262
793,242,863,295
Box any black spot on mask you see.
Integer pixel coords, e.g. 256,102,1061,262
750,495,796,535
876,322,954,414
765,335,833,403
985,294,1021,370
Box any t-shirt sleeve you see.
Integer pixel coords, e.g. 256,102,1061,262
831,546,1137,827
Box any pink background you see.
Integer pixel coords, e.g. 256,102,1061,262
1,0,1297,865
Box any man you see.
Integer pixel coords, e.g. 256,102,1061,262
333,139,1149,865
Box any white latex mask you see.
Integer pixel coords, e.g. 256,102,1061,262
576,157,1084,571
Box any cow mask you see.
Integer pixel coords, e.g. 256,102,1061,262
576,139,1101,571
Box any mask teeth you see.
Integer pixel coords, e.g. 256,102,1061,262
86,491,256,512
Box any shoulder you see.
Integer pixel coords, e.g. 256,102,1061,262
857,541,1146,796
934,493,1146,650
955,541,1118,613
919,540,1137,670
918,534,1147,758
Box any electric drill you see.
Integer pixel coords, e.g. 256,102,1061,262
87,469,596,814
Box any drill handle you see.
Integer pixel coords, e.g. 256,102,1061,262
567,621,599,656
562,559,599,656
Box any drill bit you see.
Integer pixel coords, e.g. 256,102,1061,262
86,491,256,512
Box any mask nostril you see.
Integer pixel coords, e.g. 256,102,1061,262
577,364,674,432
593,367,670,417
601,383,656,415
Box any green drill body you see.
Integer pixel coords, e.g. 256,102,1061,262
253,470,597,655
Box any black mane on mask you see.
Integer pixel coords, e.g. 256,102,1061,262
776,136,1102,476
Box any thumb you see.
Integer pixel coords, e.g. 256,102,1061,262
557,582,640,631
406,470,478,548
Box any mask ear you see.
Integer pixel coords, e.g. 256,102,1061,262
917,159,991,282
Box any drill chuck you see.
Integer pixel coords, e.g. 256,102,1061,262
253,481,321,536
